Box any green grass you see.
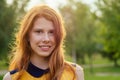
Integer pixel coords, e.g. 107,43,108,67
85,74,120,80
85,66,120,73
85,53,112,64
84,65,120,80
0,75,3,80
93,66,120,73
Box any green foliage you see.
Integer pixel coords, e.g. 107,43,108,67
95,0,120,66
85,54,111,64
59,0,98,64
0,0,29,59
0,60,8,70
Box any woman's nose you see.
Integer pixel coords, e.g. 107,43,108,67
42,33,50,43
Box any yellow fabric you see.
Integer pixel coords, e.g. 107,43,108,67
11,67,76,80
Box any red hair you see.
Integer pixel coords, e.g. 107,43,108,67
9,4,75,80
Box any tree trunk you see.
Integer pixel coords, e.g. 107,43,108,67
114,59,119,67
81,53,85,64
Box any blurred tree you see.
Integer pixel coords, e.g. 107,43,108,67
95,0,120,66
0,0,29,59
59,0,97,66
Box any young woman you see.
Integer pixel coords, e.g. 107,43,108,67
3,4,84,80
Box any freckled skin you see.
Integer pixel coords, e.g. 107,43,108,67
29,17,56,58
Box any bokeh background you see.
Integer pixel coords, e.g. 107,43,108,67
0,0,120,80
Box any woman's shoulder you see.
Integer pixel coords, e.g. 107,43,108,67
71,63,83,71
3,72,11,80
71,63,84,80
66,61,83,71
66,62,84,80
64,62,84,75
3,69,18,80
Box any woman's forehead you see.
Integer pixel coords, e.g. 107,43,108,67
32,17,55,30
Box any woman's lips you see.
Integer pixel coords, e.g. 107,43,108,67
39,45,51,51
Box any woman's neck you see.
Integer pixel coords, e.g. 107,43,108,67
30,54,49,70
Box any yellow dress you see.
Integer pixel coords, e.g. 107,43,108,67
11,67,76,80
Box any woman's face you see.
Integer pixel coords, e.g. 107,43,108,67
29,17,56,58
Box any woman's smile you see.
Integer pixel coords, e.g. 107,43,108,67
39,45,52,51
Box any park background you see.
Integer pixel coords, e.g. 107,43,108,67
0,0,120,80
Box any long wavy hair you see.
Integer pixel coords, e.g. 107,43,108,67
9,4,75,80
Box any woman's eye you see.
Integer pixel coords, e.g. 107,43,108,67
35,30,42,33
49,31,54,34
